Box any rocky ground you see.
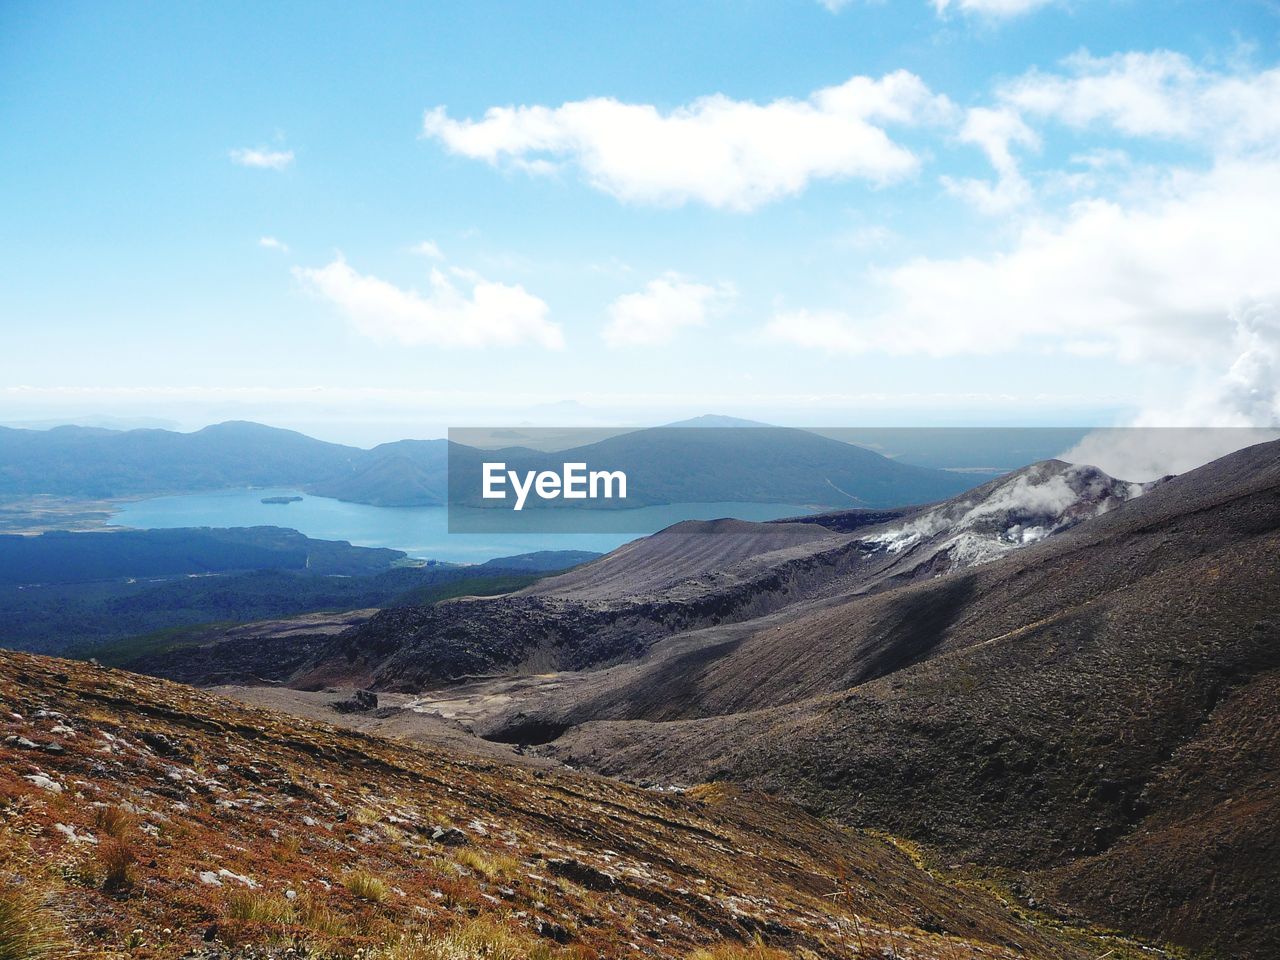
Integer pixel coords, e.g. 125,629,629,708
0,649,1158,960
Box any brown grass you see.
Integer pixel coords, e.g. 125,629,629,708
343,869,391,903
224,889,295,925
454,848,520,881
97,838,137,893
370,917,569,959
91,804,134,839
0,883,67,960
687,942,794,960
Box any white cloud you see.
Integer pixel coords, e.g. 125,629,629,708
934,0,1056,16
603,274,734,347
942,106,1040,213
422,72,953,210
258,236,289,253
229,147,295,171
817,0,854,11
1003,50,1280,150
294,256,562,349
765,160,1280,361
410,240,445,260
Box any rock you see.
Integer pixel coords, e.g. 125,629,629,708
534,918,572,943
431,825,469,846
23,773,61,793
198,871,222,886
330,689,378,714
54,823,97,844
139,731,181,755
547,857,617,891
216,868,257,888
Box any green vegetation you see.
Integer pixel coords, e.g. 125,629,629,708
2,558,578,658
0,526,402,585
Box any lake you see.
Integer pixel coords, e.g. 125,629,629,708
108,489,815,563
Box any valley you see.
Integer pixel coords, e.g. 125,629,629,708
3,434,1277,958
103,439,1280,959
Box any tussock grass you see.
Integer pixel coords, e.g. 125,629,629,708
370,917,568,959
92,804,134,839
97,838,137,893
0,883,67,960
294,894,353,939
688,941,794,960
342,869,390,903
224,889,295,925
271,835,302,863
453,849,520,881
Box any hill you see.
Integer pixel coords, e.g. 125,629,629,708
236,441,1280,959
517,440,1280,960
307,439,449,507
0,421,365,499
0,649,1120,960
448,425,982,511
0,420,984,512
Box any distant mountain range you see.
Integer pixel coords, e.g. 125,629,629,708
0,418,991,510
0,421,365,499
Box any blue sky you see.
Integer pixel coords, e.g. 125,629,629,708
3,1,1279,444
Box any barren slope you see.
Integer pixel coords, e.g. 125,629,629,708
0,650,1128,960
534,441,1280,959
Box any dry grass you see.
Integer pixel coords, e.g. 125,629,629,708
0,883,67,960
343,869,391,903
453,848,520,881
271,834,302,863
224,889,296,925
688,942,794,960
97,838,137,893
370,917,566,960
91,805,134,839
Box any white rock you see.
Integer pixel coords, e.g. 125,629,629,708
23,773,61,793
217,868,257,888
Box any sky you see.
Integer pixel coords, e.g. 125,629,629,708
2,0,1280,446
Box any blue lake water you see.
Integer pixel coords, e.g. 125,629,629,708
108,489,815,563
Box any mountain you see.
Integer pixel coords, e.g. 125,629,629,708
206,439,1280,959
0,421,366,499
0,419,983,511
289,458,1126,692
307,449,447,506
0,649,1114,960
511,440,1280,960
448,423,983,510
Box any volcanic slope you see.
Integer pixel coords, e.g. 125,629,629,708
0,649,1126,960
297,460,1138,693
533,439,1280,960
